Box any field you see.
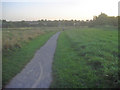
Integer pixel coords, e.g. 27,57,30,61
2,27,60,51
2,26,119,88
2,27,58,86
51,27,118,88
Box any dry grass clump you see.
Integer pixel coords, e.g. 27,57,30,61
2,27,45,51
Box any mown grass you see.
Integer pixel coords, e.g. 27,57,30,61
2,29,56,87
51,27,118,88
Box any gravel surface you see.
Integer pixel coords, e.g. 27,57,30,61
5,32,61,88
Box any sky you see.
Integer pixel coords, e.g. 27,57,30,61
1,0,120,21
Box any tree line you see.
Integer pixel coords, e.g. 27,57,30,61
1,13,119,28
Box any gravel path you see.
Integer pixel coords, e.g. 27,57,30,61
5,32,61,88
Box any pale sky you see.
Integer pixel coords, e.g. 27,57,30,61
1,0,119,21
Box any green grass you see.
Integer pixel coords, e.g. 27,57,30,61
3,31,56,87
51,28,118,88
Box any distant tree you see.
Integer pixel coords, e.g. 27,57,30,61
88,13,118,27
2,13,118,28
95,13,108,25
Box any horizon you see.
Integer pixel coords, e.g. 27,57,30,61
2,13,118,22
2,0,119,21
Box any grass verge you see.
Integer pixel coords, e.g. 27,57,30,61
51,28,118,88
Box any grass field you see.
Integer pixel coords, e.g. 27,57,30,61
51,27,118,88
2,27,57,87
2,26,119,88
2,27,60,51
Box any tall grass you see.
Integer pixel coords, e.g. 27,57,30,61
2,28,44,51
